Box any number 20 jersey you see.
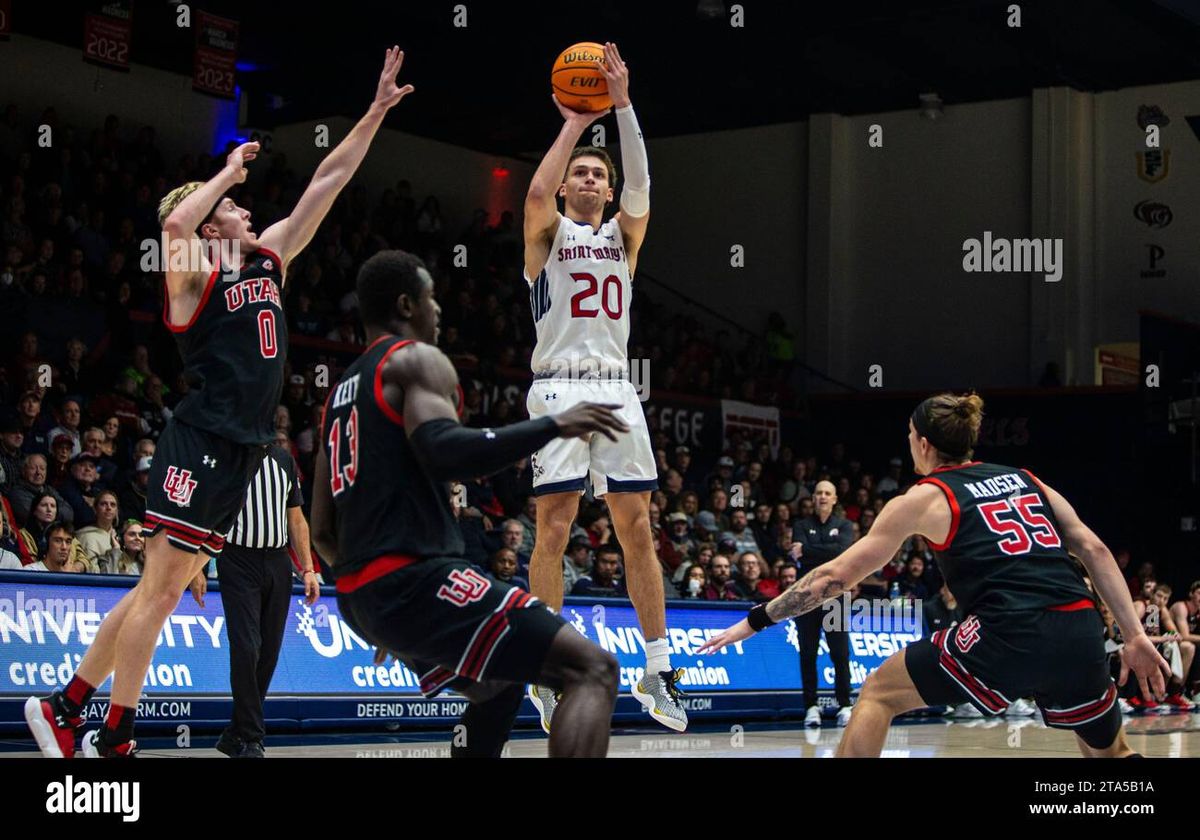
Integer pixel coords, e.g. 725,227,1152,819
526,215,631,376
916,461,1093,616
321,336,463,580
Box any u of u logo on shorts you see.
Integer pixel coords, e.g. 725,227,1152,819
436,568,491,607
955,615,982,653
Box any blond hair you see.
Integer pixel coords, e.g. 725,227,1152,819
156,181,205,228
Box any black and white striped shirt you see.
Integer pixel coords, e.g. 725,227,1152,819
226,445,303,550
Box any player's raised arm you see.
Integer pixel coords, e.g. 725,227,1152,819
158,141,259,292
599,42,650,262
698,487,941,654
1036,476,1171,698
258,46,414,275
524,97,608,281
388,343,629,482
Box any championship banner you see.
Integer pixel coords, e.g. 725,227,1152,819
0,0,12,41
83,1,133,70
721,399,781,458
193,10,238,99
0,575,921,729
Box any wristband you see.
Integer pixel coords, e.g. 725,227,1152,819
747,603,777,632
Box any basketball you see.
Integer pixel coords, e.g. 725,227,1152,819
551,41,612,112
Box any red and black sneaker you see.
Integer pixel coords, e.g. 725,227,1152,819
82,729,139,758
24,693,83,758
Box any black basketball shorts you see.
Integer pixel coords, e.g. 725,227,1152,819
143,420,266,557
905,604,1121,748
337,556,569,696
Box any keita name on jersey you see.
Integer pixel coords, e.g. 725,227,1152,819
962,472,1030,499
223,276,282,312
331,373,361,409
557,244,625,262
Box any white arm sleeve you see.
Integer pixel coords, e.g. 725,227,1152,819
616,105,650,218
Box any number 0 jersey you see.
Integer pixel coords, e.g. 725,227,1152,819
916,461,1092,616
165,247,287,445
321,336,463,579
525,214,631,377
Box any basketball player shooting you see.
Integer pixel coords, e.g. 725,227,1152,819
699,394,1170,758
24,47,413,758
523,42,688,732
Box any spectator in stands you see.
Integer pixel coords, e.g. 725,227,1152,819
59,452,102,528
15,390,52,454
0,416,24,488
46,432,74,488
75,488,122,572
487,547,529,592
1,493,30,566
750,503,774,552
79,425,118,487
731,551,772,602
923,582,963,636
118,454,151,523
707,455,735,493
137,375,172,440
679,564,708,599
562,536,593,593
707,487,731,531
27,521,89,573
7,452,72,525
496,518,531,574
88,374,145,441
1128,560,1155,601
570,546,627,598
516,495,538,556
48,399,83,457
1170,581,1200,698
896,554,930,600
704,553,739,601
18,491,62,558
57,338,96,403
720,508,760,555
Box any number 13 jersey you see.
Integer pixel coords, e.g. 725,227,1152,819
916,461,1094,616
526,215,631,377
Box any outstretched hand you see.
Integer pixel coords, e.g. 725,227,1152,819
697,618,755,655
374,45,415,110
597,41,631,108
224,141,260,183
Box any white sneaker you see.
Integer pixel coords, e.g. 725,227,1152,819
1004,698,1036,717
836,706,853,727
952,703,983,719
1118,699,1134,714
804,705,822,727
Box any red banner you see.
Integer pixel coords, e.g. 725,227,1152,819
0,0,12,41
193,11,238,99
83,2,133,70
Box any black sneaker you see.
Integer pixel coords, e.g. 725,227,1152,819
215,731,243,758
237,741,265,758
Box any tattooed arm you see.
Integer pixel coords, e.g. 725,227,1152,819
698,485,947,653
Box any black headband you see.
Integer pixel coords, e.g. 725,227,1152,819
196,194,227,235
911,398,970,458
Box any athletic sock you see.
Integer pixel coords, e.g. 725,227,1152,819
61,675,95,718
645,637,671,675
103,704,136,746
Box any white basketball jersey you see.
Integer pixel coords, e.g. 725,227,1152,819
526,215,631,377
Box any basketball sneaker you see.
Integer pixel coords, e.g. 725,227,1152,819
82,729,138,758
1004,698,1036,717
836,705,853,727
1163,693,1193,711
1127,695,1159,713
952,702,984,718
24,693,82,758
528,684,559,735
804,705,822,727
632,668,689,732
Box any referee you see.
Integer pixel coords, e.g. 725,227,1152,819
216,443,319,758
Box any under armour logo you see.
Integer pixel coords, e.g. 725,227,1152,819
483,429,496,440
603,235,615,241
202,456,217,468
263,259,274,271
546,393,557,400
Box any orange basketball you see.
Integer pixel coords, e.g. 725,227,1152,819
551,42,612,112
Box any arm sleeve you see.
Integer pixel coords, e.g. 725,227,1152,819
615,105,649,218
409,417,560,483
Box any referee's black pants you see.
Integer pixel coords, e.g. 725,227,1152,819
797,606,853,710
220,542,292,745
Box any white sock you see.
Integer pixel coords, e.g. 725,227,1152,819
645,638,671,675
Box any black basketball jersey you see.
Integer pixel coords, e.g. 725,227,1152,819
321,335,463,578
917,461,1092,616
166,247,287,445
